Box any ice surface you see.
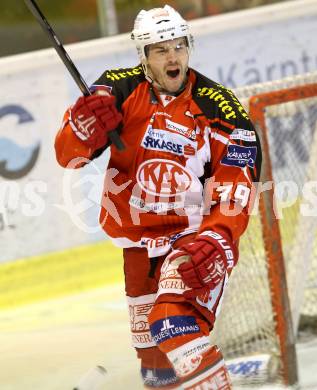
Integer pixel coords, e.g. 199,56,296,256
0,284,316,390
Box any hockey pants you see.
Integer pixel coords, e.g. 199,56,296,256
124,243,232,389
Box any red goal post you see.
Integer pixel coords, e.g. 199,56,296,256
250,83,317,387
210,73,317,388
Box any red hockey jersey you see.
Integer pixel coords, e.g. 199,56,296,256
55,66,261,258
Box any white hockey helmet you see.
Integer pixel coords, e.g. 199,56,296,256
131,5,194,62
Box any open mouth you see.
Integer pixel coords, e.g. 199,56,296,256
166,69,180,79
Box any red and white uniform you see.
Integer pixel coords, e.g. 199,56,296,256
55,66,261,389
55,66,261,258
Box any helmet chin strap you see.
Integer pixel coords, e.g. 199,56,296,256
142,61,188,96
141,62,154,84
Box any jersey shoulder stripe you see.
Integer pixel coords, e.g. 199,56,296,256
192,69,249,127
102,65,144,83
93,65,146,107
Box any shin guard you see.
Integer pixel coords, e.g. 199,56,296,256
169,344,232,390
148,302,232,389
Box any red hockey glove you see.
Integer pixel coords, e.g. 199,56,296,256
69,91,122,150
172,231,238,299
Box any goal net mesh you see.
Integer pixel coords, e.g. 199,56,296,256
210,71,317,387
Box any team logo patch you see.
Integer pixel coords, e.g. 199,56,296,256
136,159,192,197
150,316,200,344
230,129,256,142
221,145,257,168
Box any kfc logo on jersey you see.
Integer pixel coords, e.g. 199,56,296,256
136,159,192,197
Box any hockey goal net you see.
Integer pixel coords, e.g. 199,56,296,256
210,72,317,388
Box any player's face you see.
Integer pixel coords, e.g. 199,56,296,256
146,37,189,93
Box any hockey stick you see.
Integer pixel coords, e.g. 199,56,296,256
24,0,125,151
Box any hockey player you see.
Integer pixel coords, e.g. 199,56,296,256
55,5,261,389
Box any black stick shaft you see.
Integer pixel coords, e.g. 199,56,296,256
24,0,125,150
